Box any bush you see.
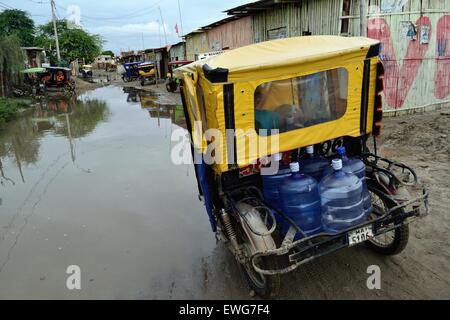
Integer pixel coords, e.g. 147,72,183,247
0,97,30,124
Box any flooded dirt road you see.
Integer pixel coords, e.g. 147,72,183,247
0,86,448,299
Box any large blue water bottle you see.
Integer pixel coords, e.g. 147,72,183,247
319,159,366,233
323,147,372,215
262,153,291,212
299,145,330,182
279,162,322,237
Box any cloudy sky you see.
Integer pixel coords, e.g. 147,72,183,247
0,0,250,54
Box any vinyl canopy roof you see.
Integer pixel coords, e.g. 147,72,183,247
46,66,71,71
21,67,46,74
138,61,155,66
176,36,380,81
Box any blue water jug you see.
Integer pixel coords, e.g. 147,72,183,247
323,147,372,215
262,153,291,225
279,162,322,237
319,159,366,233
299,145,330,182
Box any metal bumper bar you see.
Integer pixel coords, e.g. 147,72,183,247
251,187,428,276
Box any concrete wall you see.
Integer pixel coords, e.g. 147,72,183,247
95,55,112,63
169,43,186,61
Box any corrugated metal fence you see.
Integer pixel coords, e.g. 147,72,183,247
252,0,342,42
344,0,450,112
250,0,450,112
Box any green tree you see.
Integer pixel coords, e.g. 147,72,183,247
102,50,114,57
0,36,24,97
35,19,103,66
0,10,35,46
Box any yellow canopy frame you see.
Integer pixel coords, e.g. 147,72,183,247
178,36,380,174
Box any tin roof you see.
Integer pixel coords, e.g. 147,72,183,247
171,41,185,47
200,15,248,30
225,0,300,15
183,29,206,38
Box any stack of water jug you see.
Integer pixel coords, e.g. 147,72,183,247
262,146,372,237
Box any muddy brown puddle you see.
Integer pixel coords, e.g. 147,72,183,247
0,86,235,299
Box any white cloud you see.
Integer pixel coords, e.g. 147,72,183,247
92,21,172,37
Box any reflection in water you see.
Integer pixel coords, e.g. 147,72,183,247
34,95,110,139
0,86,219,299
123,87,187,129
123,87,140,103
53,99,110,139
0,158,15,186
0,115,42,165
0,94,110,183
147,105,187,129
0,113,43,184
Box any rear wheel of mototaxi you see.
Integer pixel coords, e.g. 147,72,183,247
236,226,280,299
365,186,410,255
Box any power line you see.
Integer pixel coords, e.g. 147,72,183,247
0,1,48,16
26,0,50,4
55,0,162,21
158,6,168,45
0,1,13,9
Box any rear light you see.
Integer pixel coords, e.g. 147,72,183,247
239,151,291,177
373,62,384,137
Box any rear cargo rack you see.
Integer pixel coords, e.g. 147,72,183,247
251,187,428,275
238,155,429,276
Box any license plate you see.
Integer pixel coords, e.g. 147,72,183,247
348,225,373,246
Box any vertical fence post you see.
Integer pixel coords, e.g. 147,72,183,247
360,0,368,37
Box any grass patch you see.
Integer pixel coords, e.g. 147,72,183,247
0,97,31,125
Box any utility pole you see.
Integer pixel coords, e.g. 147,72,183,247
158,6,168,45
156,20,162,82
157,19,162,47
50,0,61,63
177,0,184,38
360,0,368,37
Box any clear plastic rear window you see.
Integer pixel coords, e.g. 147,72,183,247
254,68,348,136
